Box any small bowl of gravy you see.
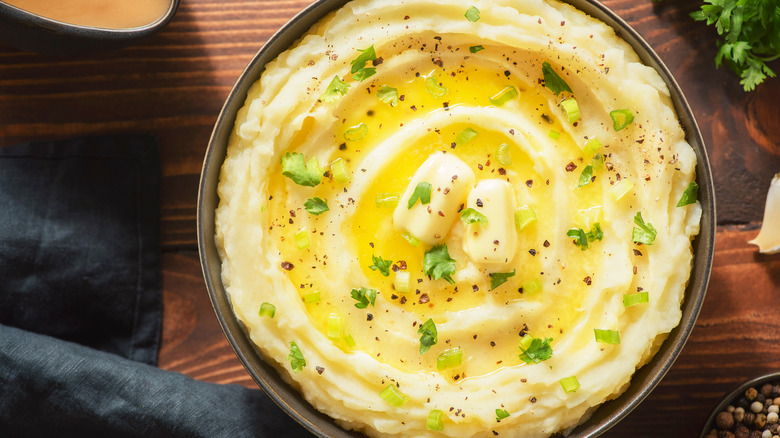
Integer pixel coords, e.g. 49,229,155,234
0,0,179,54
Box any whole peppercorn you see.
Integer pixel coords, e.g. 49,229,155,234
774,397,780,406
769,405,780,415
753,402,765,414
771,424,780,434
736,407,747,422
755,413,768,429
763,385,775,398
768,412,779,424
749,431,763,438
773,386,780,398
745,412,757,426
735,426,750,438
718,411,736,429
748,388,760,401
758,394,767,404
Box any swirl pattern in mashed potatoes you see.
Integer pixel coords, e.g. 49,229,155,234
215,0,702,436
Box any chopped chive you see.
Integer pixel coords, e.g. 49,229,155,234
497,143,512,165
344,334,357,348
560,375,580,393
425,76,448,98
560,98,580,123
469,45,485,53
465,6,480,22
436,347,463,370
542,61,573,95
295,228,310,249
548,129,561,140
394,271,411,293
592,153,605,172
375,193,399,208
608,179,633,200
402,232,420,247
582,138,602,156
427,409,444,431
496,409,510,421
380,385,409,407
259,302,276,318
676,182,699,207
515,205,537,230
303,290,321,304
623,292,649,307
609,109,634,131
489,86,518,106
455,127,478,146
327,313,343,341
594,329,620,344
521,278,542,294
344,123,368,141
330,158,351,183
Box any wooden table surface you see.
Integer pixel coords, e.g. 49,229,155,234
1,0,779,436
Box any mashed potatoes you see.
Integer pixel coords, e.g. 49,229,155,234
215,0,701,436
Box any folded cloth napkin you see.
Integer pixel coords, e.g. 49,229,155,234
0,136,311,437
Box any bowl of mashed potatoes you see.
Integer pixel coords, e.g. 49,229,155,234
198,0,715,436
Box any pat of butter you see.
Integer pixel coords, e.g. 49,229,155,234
463,179,518,265
393,152,475,245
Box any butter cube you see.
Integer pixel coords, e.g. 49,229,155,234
463,179,517,265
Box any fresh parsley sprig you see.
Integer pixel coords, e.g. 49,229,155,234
423,244,457,284
351,287,377,309
369,254,392,277
418,318,438,355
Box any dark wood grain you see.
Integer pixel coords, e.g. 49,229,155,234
1,0,779,437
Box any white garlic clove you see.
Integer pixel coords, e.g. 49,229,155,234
748,173,780,254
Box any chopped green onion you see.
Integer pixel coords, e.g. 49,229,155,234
542,61,573,96
425,76,448,98
460,207,488,225
469,45,485,53
380,385,409,407
455,127,478,146
259,302,276,318
578,165,594,188
515,205,537,230
495,409,510,421
465,6,480,22
427,409,444,431
327,313,343,341
582,138,602,156
288,341,306,373
677,182,699,207
407,181,432,209
261,205,267,212
304,197,329,215
592,152,605,172
377,85,399,107
623,292,649,307
394,271,411,293
295,228,310,249
560,98,580,123
330,158,351,183
632,212,657,245
402,231,420,247
519,334,534,350
436,347,463,370
519,336,553,364
608,179,633,200
489,86,518,106
521,278,542,295
375,193,399,208
497,143,512,165
320,75,349,103
344,123,368,141
418,318,438,355
369,254,392,277
303,290,321,304
594,329,620,344
490,269,516,290
548,129,561,140
560,375,580,393
609,109,634,131
344,334,357,348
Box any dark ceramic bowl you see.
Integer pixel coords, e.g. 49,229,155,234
0,0,179,55
198,1,717,436
700,372,780,438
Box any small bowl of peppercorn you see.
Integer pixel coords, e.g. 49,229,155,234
701,372,780,438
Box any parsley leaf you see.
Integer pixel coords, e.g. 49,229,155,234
578,164,594,187
350,287,377,309
469,45,485,53
490,269,516,290
676,182,699,207
350,45,378,81
303,197,329,215
369,254,392,277
460,207,488,225
542,61,573,95
519,337,553,364
418,318,438,355
496,409,510,421
352,67,376,82
320,75,349,103
288,341,306,373
465,6,480,22
632,212,657,245
281,152,324,187
423,244,457,284
377,85,399,106
407,181,432,209
567,223,603,250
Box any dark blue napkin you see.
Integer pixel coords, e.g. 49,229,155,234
0,136,312,437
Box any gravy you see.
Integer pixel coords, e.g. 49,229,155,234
2,0,172,29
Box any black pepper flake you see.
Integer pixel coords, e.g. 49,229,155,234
493,240,500,245
410,105,417,111
367,110,375,117
525,179,533,188
633,266,638,275
529,396,537,403
503,70,511,77
476,199,483,207
490,341,496,347
477,163,483,170
543,240,550,248
565,162,577,172
498,168,506,175
529,249,537,256
391,294,398,300
519,324,529,336
281,261,294,270
433,57,443,67
438,211,445,217
339,143,347,150
472,285,479,292
369,242,374,248
316,366,325,374
584,276,592,285
419,293,430,304
633,249,643,256
400,296,407,304
367,313,374,321
372,57,384,66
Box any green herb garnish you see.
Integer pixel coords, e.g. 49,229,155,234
377,85,399,106
259,302,276,318
465,6,480,22
542,61,573,95
496,409,510,421
281,152,324,187
288,341,306,372
407,181,432,209
594,329,621,344
344,123,368,141
567,223,603,250
460,207,488,225
320,75,349,103
519,337,553,364
490,269,516,290
425,76,448,98
455,127,478,146
677,182,699,207
423,244,457,284
350,287,377,309
427,409,444,431
369,254,392,277
489,86,518,106
469,45,485,53
418,318,438,355
380,385,409,407
632,212,657,245
623,292,649,307
560,375,580,393
578,164,594,187
303,197,329,215
609,109,634,131
350,45,378,81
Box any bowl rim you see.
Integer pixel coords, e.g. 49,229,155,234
197,0,716,436
699,371,780,438
0,0,180,37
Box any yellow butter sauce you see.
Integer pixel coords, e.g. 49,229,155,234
2,0,171,29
